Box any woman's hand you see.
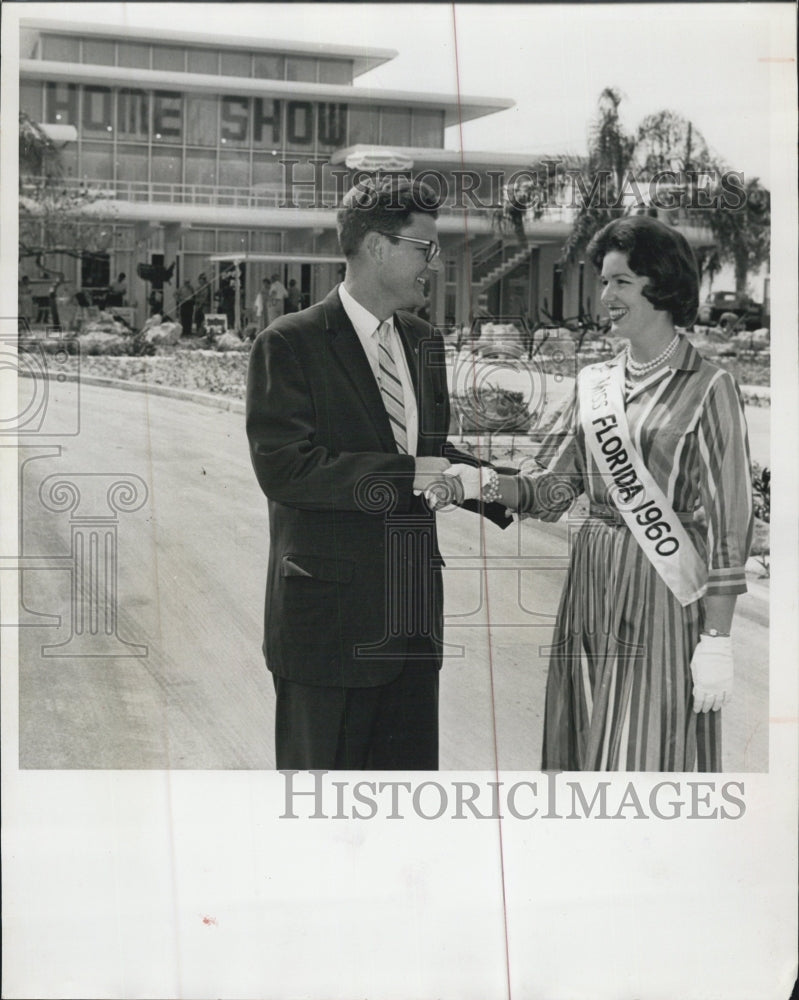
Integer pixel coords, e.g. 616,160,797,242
423,463,482,510
690,635,733,713
443,464,483,501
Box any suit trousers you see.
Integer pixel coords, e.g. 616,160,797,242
273,652,439,770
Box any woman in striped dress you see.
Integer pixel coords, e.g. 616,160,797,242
447,217,753,771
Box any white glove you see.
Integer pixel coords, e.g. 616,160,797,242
690,634,733,713
443,463,483,501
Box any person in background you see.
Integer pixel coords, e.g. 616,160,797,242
285,278,301,314
253,277,271,329
194,272,211,336
266,272,288,324
217,268,236,329
149,287,164,318
178,278,195,337
443,216,753,773
107,272,127,307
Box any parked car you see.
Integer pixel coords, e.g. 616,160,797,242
697,291,764,331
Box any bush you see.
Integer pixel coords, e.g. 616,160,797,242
451,386,532,433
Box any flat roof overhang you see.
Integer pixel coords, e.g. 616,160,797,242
20,59,515,127
331,145,561,171
21,18,397,77
211,252,344,264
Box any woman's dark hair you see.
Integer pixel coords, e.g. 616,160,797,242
337,175,441,259
587,216,699,327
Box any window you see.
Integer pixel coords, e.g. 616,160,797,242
217,230,249,253
117,42,150,69
46,82,79,124
285,101,314,151
152,92,183,143
19,82,43,120
220,51,252,77
117,89,150,139
253,54,284,79
380,108,411,146
284,230,313,253
82,40,115,65
219,95,250,148
81,86,114,137
80,142,114,182
411,110,444,148
151,148,183,185
319,162,349,204
251,154,283,190
152,45,185,71
219,152,250,188
115,146,149,184
318,60,351,85
185,150,217,187
188,48,218,74
186,95,218,146
348,106,379,144
41,34,79,62
286,57,316,82
317,104,347,150
183,229,216,252
251,231,281,252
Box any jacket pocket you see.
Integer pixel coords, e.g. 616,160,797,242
281,553,354,583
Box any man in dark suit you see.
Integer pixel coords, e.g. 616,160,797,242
246,175,506,770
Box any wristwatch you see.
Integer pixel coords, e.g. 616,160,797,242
701,627,730,637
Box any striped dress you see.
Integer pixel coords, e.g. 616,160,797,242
516,337,754,771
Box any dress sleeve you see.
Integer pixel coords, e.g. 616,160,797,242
514,389,585,522
697,370,754,595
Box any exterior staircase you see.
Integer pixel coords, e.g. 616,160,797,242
473,242,535,315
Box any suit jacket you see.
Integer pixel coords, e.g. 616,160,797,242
246,285,507,688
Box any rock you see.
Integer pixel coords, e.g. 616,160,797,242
215,332,248,352
144,321,182,346
78,331,129,355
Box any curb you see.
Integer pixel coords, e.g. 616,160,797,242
20,369,246,415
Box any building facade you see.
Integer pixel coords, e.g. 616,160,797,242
18,18,621,332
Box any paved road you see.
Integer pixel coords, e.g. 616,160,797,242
13,380,768,770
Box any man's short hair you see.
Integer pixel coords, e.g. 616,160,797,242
587,216,699,328
337,175,442,259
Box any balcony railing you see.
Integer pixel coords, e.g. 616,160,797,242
19,175,583,231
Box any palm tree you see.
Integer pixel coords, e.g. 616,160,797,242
560,87,636,263
697,177,770,296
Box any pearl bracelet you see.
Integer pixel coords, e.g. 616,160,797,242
481,468,501,504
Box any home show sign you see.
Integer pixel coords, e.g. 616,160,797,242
45,82,347,148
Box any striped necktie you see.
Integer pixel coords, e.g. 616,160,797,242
375,321,408,454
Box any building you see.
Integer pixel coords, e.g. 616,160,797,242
19,18,704,334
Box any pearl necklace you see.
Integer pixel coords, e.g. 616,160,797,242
625,333,680,376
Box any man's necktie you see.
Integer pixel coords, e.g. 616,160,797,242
375,321,408,454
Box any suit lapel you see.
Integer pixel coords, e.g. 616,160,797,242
323,286,397,452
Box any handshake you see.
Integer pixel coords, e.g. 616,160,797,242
412,458,493,510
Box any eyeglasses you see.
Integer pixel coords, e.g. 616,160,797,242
379,232,441,264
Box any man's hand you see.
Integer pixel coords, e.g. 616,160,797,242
412,456,450,492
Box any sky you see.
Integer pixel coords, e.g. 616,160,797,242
8,1,792,187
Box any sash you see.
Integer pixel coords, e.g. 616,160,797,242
579,362,706,606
